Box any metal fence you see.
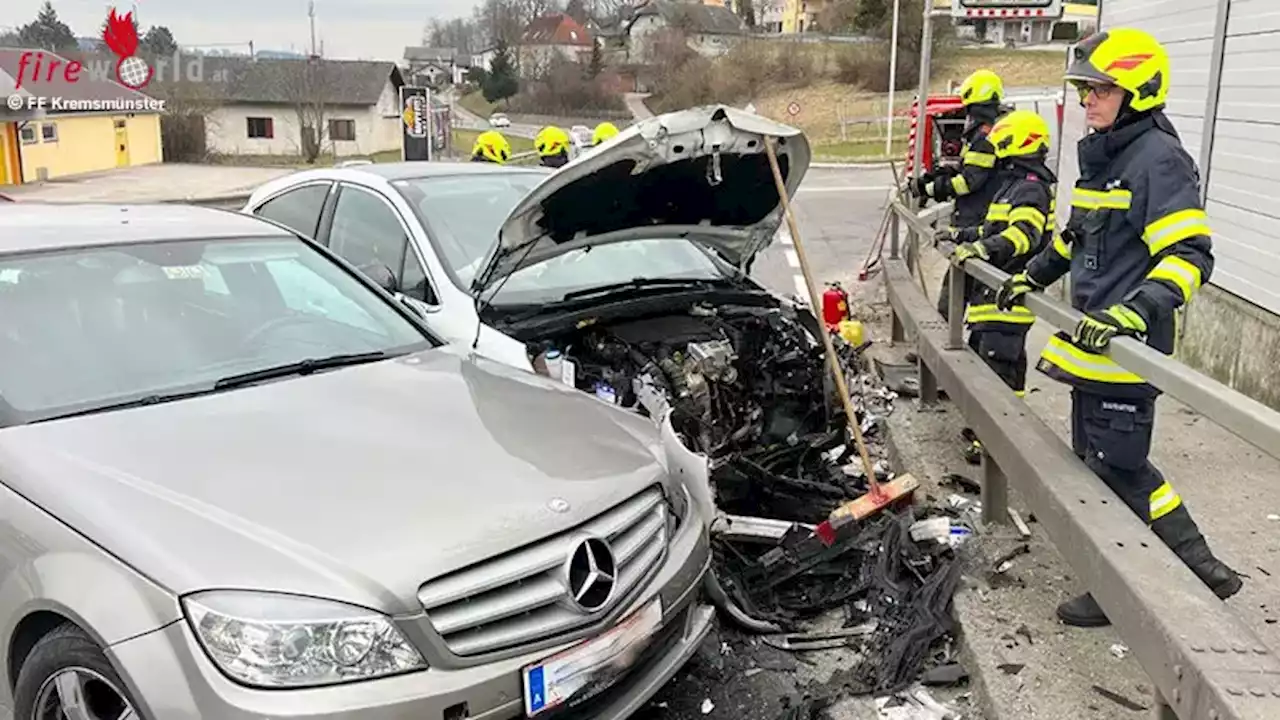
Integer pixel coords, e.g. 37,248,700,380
884,199,1280,720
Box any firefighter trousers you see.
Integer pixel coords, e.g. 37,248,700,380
967,330,1027,396
1069,389,1235,594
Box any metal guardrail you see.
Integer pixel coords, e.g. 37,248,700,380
884,199,1280,720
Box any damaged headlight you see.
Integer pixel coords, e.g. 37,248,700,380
184,591,426,688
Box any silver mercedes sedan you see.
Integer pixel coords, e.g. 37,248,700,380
0,203,712,719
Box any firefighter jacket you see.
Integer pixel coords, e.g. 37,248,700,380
931,101,1008,228
956,158,1056,334
1024,110,1214,398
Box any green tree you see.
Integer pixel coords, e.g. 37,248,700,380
18,0,78,53
141,26,179,56
482,40,520,104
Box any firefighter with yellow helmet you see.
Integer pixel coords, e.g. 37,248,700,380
995,28,1241,627
535,126,571,168
471,130,511,164
592,122,620,146
948,109,1056,401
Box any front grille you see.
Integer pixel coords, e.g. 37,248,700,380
418,486,669,656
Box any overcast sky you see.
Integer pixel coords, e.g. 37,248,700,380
7,0,474,61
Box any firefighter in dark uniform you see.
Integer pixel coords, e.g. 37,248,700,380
913,69,1010,320
947,109,1056,400
995,28,1242,627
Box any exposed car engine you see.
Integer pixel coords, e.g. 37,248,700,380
526,302,872,522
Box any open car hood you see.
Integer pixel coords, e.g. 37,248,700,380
474,105,811,293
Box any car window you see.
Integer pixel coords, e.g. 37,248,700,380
0,236,434,426
329,186,411,289
391,173,546,291
254,184,330,238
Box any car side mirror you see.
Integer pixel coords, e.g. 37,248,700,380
359,263,399,294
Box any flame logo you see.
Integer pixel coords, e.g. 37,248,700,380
102,7,153,89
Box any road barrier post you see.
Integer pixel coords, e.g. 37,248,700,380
946,262,965,350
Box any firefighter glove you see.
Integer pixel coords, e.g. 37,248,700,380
1072,304,1147,353
934,225,958,246
951,241,988,265
912,176,930,199
995,271,1042,311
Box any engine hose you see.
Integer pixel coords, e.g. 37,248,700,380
702,570,783,634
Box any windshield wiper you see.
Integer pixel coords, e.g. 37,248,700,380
558,277,719,302
34,389,220,423
213,351,390,390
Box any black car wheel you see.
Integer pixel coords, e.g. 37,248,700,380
15,623,140,720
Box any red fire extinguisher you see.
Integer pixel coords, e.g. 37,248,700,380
822,282,850,331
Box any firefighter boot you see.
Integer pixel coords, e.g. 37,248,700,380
1152,506,1243,600
1056,593,1109,628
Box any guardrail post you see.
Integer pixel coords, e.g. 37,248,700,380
981,448,1009,526
905,228,918,276
917,356,938,405
890,211,900,260
947,262,965,350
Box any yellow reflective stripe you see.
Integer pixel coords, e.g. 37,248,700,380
1001,225,1032,255
1009,206,1047,233
986,203,1011,222
1149,481,1183,521
1052,232,1072,259
964,151,996,168
952,174,970,195
1071,187,1132,210
1148,255,1203,303
1040,335,1146,384
965,303,1035,325
1144,208,1211,255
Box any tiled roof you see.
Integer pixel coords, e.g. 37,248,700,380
630,1,748,35
144,55,402,106
521,14,594,47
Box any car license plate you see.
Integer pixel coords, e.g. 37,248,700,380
522,599,663,717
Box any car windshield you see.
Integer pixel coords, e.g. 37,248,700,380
0,236,434,425
392,174,736,305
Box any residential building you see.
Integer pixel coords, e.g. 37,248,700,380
780,0,832,33
0,48,164,184
148,56,404,159
403,46,468,86
518,14,595,76
627,1,748,62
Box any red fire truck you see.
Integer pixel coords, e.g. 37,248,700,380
903,91,1066,177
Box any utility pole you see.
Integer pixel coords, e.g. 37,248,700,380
886,0,900,156
912,0,935,181
308,0,318,58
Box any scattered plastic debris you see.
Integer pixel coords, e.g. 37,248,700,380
1008,509,1032,539
1267,514,1280,522
701,697,715,714
992,544,1031,575
1110,643,1129,660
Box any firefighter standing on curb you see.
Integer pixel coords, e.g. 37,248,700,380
535,126,571,168
995,28,1242,627
913,69,1010,321
471,130,511,164
948,109,1056,404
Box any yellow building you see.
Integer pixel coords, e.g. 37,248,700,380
0,48,164,185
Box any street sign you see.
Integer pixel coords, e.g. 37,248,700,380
401,86,431,161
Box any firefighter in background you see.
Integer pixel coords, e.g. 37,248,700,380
592,121,620,146
535,126,571,168
995,28,1241,627
471,130,511,164
914,69,1010,321
948,109,1056,402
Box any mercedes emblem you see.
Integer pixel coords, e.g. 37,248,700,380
564,537,617,613
548,497,571,513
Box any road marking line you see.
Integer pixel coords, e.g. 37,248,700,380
784,250,800,268
794,275,809,301
797,185,894,193
777,227,793,245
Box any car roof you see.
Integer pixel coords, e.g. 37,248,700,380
0,203,294,254
349,162,545,182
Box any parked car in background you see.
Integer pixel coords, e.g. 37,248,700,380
489,112,511,128
0,202,713,719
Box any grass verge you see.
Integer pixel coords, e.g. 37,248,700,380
459,91,500,119
453,129,536,156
